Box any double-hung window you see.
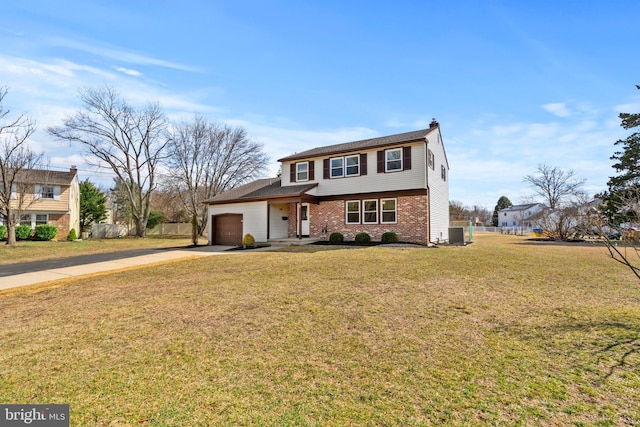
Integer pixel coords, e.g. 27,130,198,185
441,165,447,181
345,155,359,176
385,148,402,172
363,200,378,224
330,155,360,178
428,149,435,170
346,201,360,224
330,158,344,178
381,199,397,223
296,162,309,182
39,185,55,199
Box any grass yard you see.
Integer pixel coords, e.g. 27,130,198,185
0,233,639,426
0,235,204,265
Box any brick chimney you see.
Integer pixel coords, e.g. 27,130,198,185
70,165,78,174
429,118,439,129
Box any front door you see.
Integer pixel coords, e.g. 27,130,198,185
298,203,310,236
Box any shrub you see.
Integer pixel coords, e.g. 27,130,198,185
242,233,256,248
67,228,78,241
35,225,58,241
0,225,6,240
381,231,399,244
354,232,371,244
329,232,344,243
15,225,32,240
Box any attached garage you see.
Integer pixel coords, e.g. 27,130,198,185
211,214,243,246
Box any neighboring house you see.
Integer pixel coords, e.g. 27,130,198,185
498,203,545,227
204,121,449,245
1,166,80,240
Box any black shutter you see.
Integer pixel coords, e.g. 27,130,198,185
360,153,367,175
290,163,296,183
309,161,315,181
377,151,384,173
323,159,330,179
403,146,412,170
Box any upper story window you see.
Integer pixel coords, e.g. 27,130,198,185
386,148,402,172
377,147,411,173
39,185,55,199
441,165,447,181
296,162,309,182
330,158,344,178
330,155,360,178
428,149,435,170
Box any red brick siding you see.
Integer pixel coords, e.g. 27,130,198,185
286,195,430,244
48,213,71,240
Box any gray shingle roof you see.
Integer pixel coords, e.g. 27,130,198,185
203,178,318,204
277,127,438,162
14,168,77,185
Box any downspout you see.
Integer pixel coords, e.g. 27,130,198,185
425,137,431,245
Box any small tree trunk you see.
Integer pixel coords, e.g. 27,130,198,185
6,223,16,246
135,217,146,237
191,213,199,246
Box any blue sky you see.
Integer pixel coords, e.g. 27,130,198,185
1,0,639,209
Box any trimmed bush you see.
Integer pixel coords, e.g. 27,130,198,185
67,228,78,241
35,225,58,241
381,231,399,244
0,225,6,240
242,233,256,248
15,225,32,240
354,232,371,244
329,232,344,243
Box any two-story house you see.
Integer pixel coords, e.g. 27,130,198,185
1,166,80,240
204,121,449,245
498,203,545,228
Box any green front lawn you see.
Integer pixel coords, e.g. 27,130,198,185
0,233,638,425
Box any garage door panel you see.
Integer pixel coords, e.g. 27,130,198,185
213,214,243,245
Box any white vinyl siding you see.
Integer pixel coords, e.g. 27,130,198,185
207,201,268,243
427,129,449,242
281,143,426,196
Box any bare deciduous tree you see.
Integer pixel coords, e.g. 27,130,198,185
0,87,42,247
164,116,268,245
523,164,587,239
524,164,586,209
49,86,168,237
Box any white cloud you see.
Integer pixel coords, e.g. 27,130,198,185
48,36,200,72
114,66,143,77
542,102,572,117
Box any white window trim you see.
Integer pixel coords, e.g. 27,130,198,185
381,198,397,224
330,157,344,178
345,154,360,177
441,165,447,181
385,148,403,172
428,149,435,170
296,162,309,182
345,200,361,224
330,155,360,178
362,199,378,224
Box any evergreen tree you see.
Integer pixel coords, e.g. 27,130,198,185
492,196,512,226
79,179,108,232
603,85,640,224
